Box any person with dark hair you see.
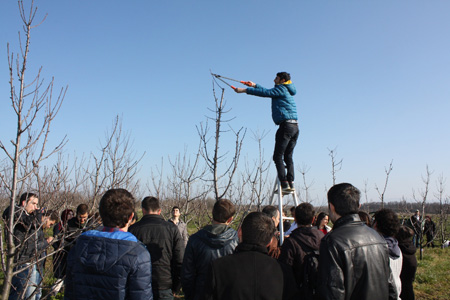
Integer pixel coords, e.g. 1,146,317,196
313,212,331,235
64,204,92,269
168,206,189,246
396,226,417,300
51,209,74,295
279,203,323,299
373,208,403,299
204,212,298,300
423,216,436,248
65,189,152,299
262,205,281,258
181,199,238,300
319,183,397,300
3,192,50,300
358,210,371,226
409,210,422,247
235,72,299,193
129,197,184,300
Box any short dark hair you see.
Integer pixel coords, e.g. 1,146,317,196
19,192,38,206
141,196,160,212
396,225,414,243
327,183,360,216
295,203,315,226
76,204,89,216
262,205,278,219
314,212,328,227
241,212,275,247
99,189,135,228
172,206,180,212
44,210,59,222
212,199,236,223
373,208,400,237
276,72,291,82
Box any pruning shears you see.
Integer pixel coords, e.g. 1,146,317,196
211,72,253,90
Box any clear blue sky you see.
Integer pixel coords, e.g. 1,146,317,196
1,0,449,204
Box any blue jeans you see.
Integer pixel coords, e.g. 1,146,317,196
273,122,299,183
9,263,41,300
153,289,173,300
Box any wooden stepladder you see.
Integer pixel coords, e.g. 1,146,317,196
270,178,299,245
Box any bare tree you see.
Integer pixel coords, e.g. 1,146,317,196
328,147,343,186
197,80,246,201
434,173,449,246
297,163,315,204
375,160,394,208
85,115,144,210
0,1,67,298
166,144,208,225
243,130,271,211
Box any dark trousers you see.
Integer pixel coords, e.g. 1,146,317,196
273,122,299,183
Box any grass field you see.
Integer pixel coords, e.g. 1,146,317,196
414,247,450,300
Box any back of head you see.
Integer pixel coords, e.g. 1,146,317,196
141,196,160,213
241,212,275,247
295,203,315,226
212,199,236,223
99,189,135,228
262,205,278,219
358,211,371,226
396,225,414,243
277,72,291,82
327,183,360,217
76,204,89,216
373,208,400,237
44,210,59,222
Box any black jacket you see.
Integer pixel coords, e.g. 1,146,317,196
181,224,238,300
398,236,417,300
3,206,47,263
278,226,324,288
318,214,397,300
129,214,184,291
204,242,298,300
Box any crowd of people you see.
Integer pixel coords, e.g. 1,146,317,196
3,182,426,300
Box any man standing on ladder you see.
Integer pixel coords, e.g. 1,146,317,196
235,72,299,193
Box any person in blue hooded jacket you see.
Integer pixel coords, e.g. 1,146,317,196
235,72,299,192
65,189,153,300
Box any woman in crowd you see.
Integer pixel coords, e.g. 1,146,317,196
314,212,332,235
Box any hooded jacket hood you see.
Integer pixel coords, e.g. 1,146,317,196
198,224,238,249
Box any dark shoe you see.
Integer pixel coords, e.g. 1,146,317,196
288,181,295,190
281,181,293,193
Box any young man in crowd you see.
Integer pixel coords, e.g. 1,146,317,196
278,203,324,298
262,205,281,258
168,206,189,246
181,199,238,300
65,189,152,299
129,197,184,300
204,212,298,300
3,193,54,300
319,183,397,300
373,208,403,299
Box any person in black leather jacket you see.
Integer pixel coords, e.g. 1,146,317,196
181,199,238,300
318,183,397,300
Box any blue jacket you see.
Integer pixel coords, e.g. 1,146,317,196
65,228,153,300
246,82,298,125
